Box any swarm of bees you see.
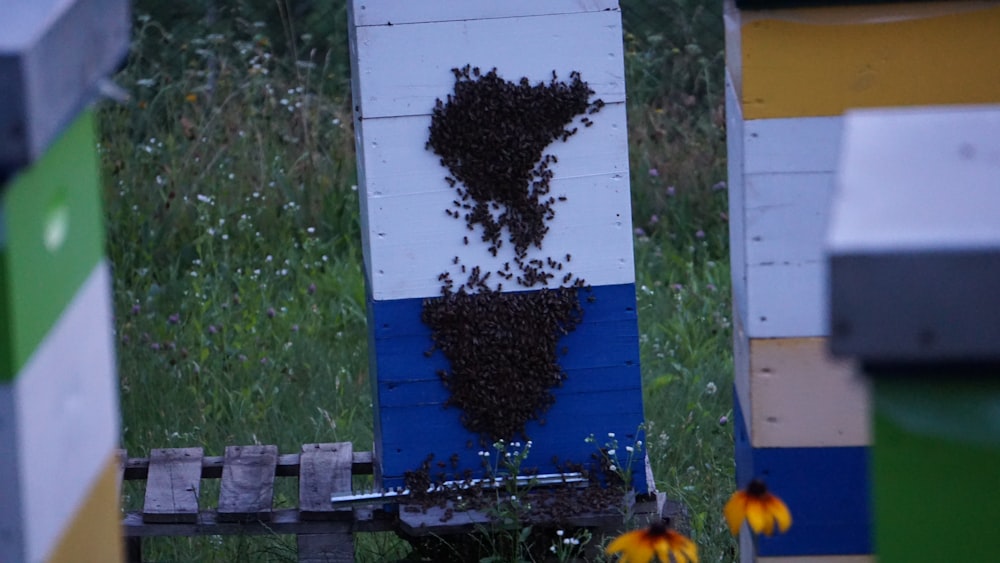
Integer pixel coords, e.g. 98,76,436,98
421,65,604,443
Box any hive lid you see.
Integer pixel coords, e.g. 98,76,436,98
827,105,1000,363
0,0,130,180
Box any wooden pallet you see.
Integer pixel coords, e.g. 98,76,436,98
120,443,394,563
120,442,673,562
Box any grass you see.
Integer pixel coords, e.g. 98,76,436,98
102,1,732,561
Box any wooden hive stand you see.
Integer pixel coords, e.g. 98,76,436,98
120,442,676,562
120,443,386,563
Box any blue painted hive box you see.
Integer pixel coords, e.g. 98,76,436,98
348,0,649,493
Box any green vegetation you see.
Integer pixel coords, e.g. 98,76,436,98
102,1,731,560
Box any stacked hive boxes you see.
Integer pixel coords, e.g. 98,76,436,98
0,1,128,561
348,1,649,492
829,106,1000,563
725,0,1000,561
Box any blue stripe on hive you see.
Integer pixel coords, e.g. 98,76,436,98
369,283,647,492
734,391,872,556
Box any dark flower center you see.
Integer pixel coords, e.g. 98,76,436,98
748,478,768,497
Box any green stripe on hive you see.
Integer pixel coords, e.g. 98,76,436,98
0,111,104,381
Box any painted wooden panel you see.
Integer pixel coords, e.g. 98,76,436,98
872,377,1000,563
831,105,1000,253
11,263,119,562
743,117,842,175
742,525,872,563
750,338,869,448
726,71,748,332
351,3,644,495
351,10,625,119
734,397,872,557
732,304,751,441
1,111,105,381
725,0,1000,118
733,307,869,448
358,104,633,301
726,82,844,338
377,393,646,490
46,454,123,563
351,0,619,28
370,283,646,489
746,260,826,339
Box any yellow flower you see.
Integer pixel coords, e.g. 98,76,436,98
185,93,197,103
606,521,698,563
724,479,792,536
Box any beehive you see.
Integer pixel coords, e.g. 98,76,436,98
725,0,1000,560
348,1,649,493
829,105,1000,563
0,111,122,563
0,2,127,560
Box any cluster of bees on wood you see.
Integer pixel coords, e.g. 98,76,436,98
421,64,605,444
402,451,629,527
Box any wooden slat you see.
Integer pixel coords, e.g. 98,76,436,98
217,445,278,523
299,442,354,520
122,508,396,536
142,448,203,523
122,450,375,481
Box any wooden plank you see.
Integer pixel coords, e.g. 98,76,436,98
217,445,278,523
351,0,620,27
142,448,203,523
749,337,870,448
122,449,374,481
299,442,355,520
123,508,397,537
351,10,626,119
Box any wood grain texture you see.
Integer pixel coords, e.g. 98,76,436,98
357,105,633,301
143,448,203,523
217,445,278,523
351,0,619,27
351,10,625,119
299,443,354,520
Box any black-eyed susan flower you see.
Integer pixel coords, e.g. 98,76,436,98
723,479,792,537
605,520,698,563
